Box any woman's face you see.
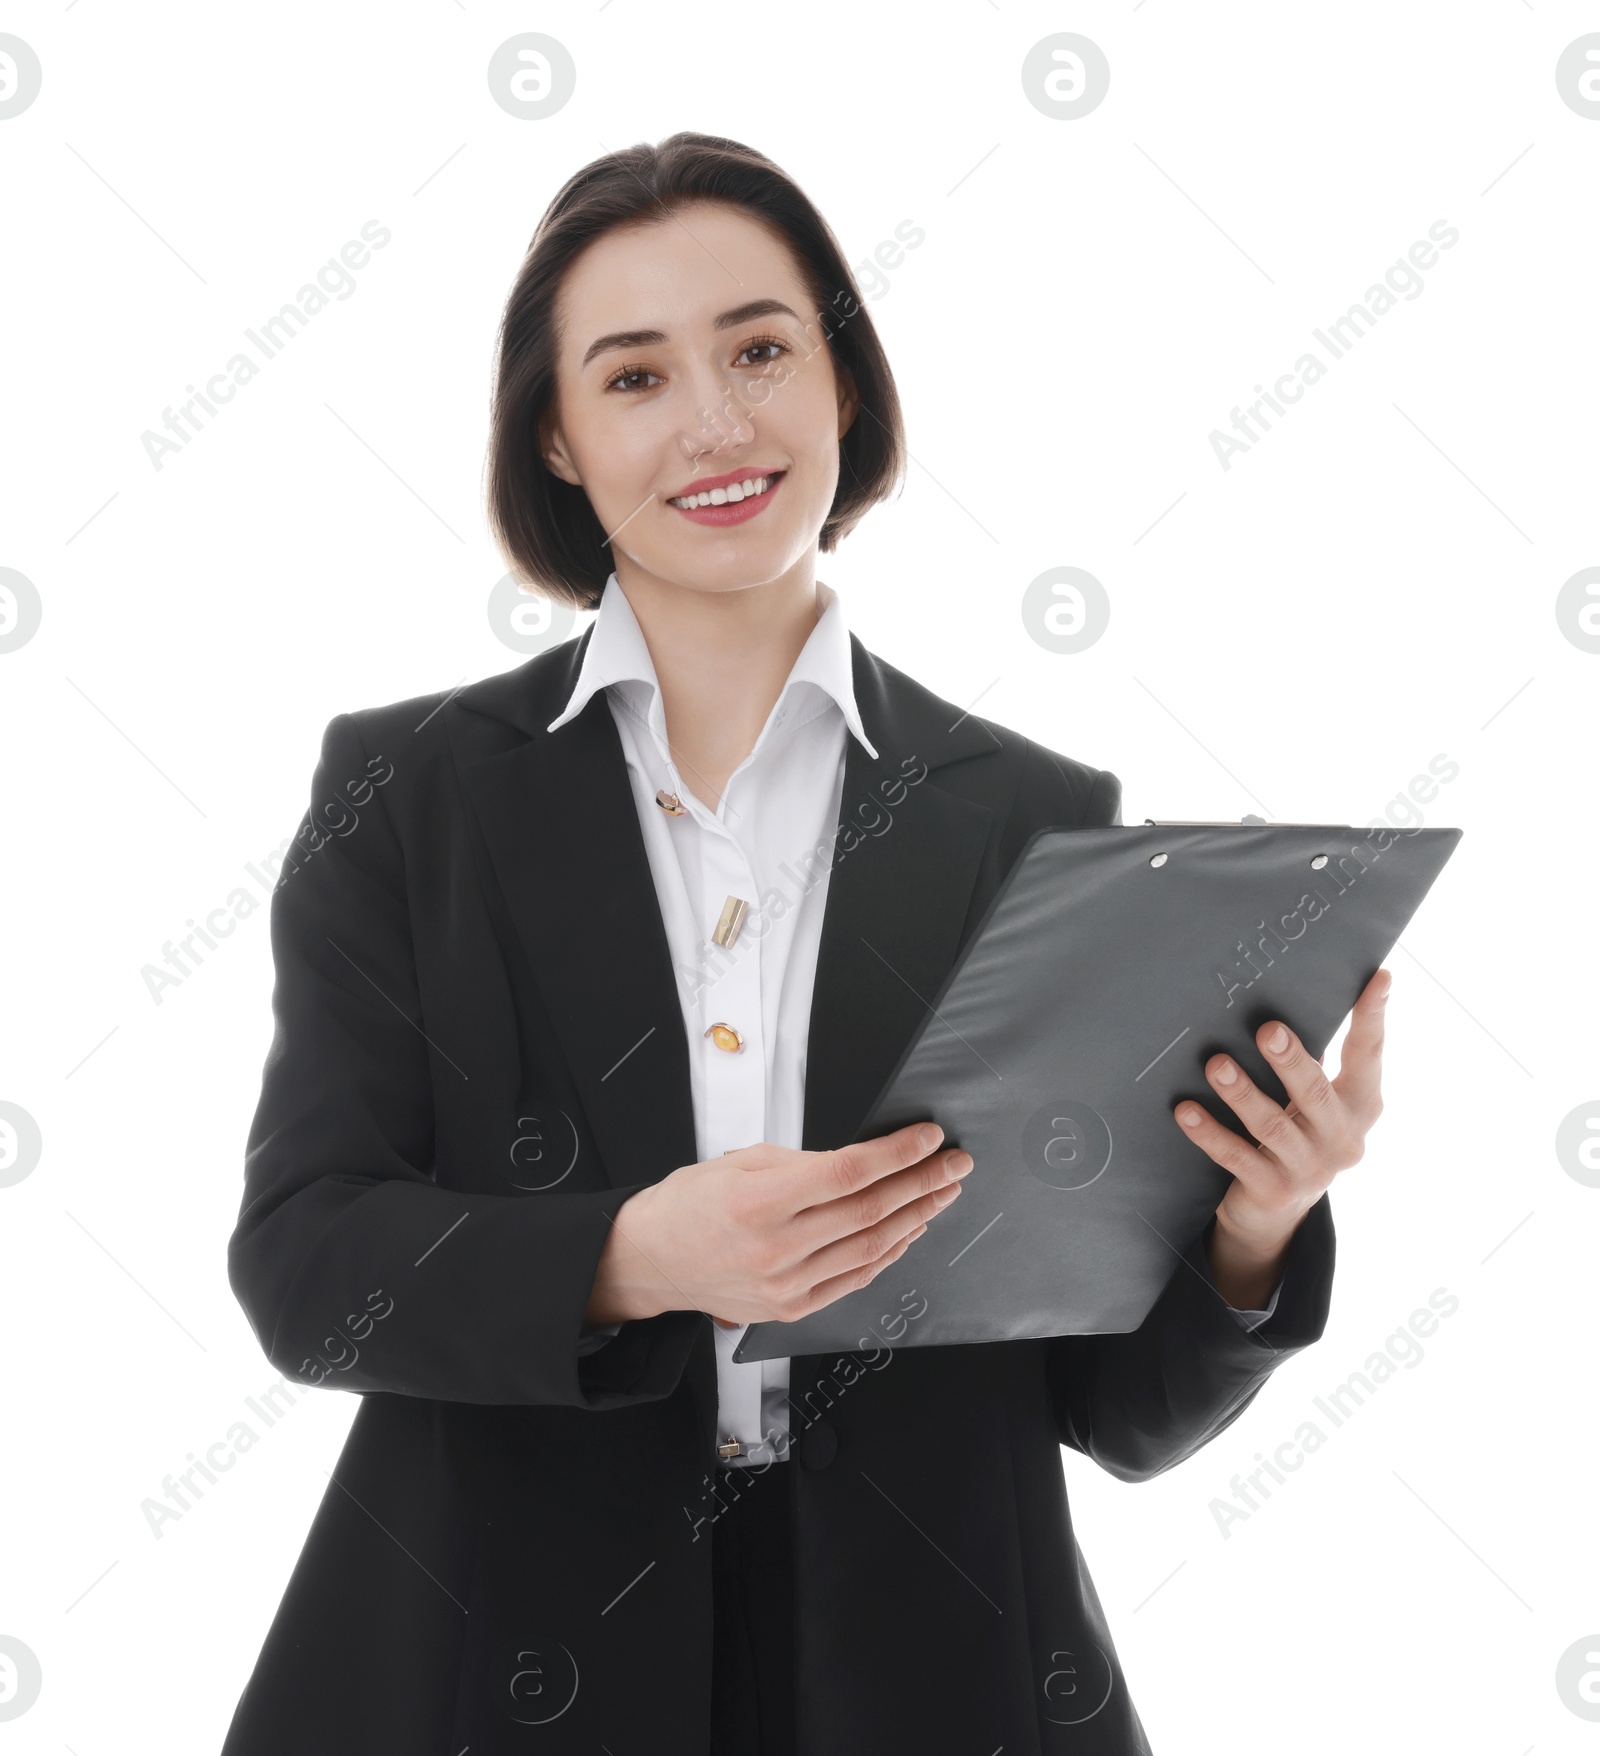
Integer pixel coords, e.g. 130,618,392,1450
542,199,860,599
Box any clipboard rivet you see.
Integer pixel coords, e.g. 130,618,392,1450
1149,852,1167,868
1311,854,1329,869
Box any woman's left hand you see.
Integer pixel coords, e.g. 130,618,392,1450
1173,966,1392,1304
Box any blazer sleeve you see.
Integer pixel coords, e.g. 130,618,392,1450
1046,1197,1335,1482
1016,741,1337,1480
227,712,706,1411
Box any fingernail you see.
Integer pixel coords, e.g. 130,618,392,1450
949,1151,974,1176
1213,1059,1237,1085
934,1183,962,1207
1179,1105,1203,1127
1266,1025,1289,1053
919,1124,940,1151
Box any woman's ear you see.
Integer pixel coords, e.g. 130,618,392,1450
540,410,583,487
836,366,861,443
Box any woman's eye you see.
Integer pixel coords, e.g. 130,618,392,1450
606,366,662,394
739,338,787,367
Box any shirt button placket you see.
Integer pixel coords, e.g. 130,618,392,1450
701,804,766,1462
703,822,763,1154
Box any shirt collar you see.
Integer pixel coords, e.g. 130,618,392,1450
545,571,879,762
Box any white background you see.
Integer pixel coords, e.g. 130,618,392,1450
2,3,1596,1750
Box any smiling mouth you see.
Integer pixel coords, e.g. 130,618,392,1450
667,471,784,509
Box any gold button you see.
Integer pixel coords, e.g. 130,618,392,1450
655,788,685,815
712,894,749,949
705,1022,743,1053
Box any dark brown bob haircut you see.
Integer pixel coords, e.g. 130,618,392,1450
486,131,906,613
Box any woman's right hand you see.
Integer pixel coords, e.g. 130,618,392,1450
584,1122,973,1329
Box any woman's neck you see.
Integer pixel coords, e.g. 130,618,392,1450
616,564,827,813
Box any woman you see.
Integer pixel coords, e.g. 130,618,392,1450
223,132,1387,1755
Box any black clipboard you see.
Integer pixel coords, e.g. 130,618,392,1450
734,820,1461,1361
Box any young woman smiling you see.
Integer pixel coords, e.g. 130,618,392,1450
224,132,1389,1756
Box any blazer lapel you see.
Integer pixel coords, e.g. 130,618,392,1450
800,635,1000,1152
450,625,700,1195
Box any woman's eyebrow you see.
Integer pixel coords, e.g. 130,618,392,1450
581,298,802,368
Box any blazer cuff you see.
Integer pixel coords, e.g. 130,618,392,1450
568,1180,707,1408
1197,1193,1336,1356
575,1309,706,1402
1223,1278,1283,1333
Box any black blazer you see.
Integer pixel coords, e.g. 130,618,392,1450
222,626,1335,1755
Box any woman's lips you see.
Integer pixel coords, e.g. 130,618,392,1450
669,471,785,527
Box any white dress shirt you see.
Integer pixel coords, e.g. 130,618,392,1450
555,571,1280,1468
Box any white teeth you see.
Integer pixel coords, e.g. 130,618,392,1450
670,474,776,509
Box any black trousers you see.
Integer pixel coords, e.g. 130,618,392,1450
710,1457,796,1755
